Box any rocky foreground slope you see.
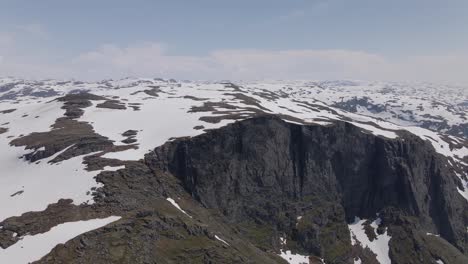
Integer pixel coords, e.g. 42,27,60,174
0,78,467,264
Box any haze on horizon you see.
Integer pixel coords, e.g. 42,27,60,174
1,0,468,85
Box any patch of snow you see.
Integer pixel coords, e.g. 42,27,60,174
35,146,45,152
280,236,287,245
278,235,311,264
0,216,121,264
101,148,141,160
348,217,392,264
436,259,445,264
426,232,440,237
214,235,229,246
279,250,309,264
311,121,334,126
354,257,362,264
454,172,468,203
296,216,303,227
370,218,382,229
102,165,125,171
350,122,398,139
166,198,192,218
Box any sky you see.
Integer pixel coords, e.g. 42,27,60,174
1,0,468,83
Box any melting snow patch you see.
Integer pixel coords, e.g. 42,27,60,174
350,122,398,139
436,259,445,264
354,257,362,264
279,250,309,264
348,217,392,264
426,232,440,237
0,216,121,264
101,148,141,161
296,216,303,227
454,172,468,202
35,146,45,152
102,165,126,171
166,198,192,218
370,217,382,229
278,236,310,264
280,236,287,245
215,235,229,246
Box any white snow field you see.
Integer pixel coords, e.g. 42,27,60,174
0,100,105,221
238,80,467,136
0,216,121,264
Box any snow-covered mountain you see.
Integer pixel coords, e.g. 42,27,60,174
1,78,466,138
0,77,467,264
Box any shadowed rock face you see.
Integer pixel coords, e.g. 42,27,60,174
147,115,468,263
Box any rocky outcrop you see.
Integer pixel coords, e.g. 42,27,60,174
96,100,127,110
10,93,136,163
0,109,16,114
146,115,468,263
57,93,106,119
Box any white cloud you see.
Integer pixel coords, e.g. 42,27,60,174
1,38,468,85
0,32,14,49
71,43,216,79
0,32,13,69
67,43,468,84
209,49,389,80
16,23,48,38
278,9,306,21
391,53,468,84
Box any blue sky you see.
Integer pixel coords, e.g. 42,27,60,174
1,0,468,83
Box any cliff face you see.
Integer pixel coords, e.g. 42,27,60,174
147,116,468,263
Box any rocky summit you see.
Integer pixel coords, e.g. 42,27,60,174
0,78,467,264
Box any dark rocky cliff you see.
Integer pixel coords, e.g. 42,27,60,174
147,115,468,263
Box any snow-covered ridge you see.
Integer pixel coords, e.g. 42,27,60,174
1,77,466,136
0,216,121,264
247,80,467,136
